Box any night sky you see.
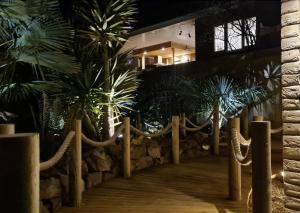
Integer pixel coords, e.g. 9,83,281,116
134,0,213,29
60,0,213,30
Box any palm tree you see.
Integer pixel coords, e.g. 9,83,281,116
77,0,137,139
0,0,79,100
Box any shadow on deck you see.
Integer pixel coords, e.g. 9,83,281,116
58,156,280,213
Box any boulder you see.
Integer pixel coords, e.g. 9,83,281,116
103,166,119,181
40,178,62,200
135,156,153,170
58,174,68,193
86,157,98,172
49,197,62,211
40,202,50,213
93,153,113,172
86,172,102,188
82,160,89,177
147,144,161,158
131,144,147,159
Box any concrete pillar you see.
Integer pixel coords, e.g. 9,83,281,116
281,0,300,211
142,55,146,70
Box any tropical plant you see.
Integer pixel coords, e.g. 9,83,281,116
77,0,137,139
179,75,268,126
0,0,79,102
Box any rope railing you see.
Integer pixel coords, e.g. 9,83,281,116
82,125,124,147
230,128,252,166
40,131,75,171
271,127,282,134
130,123,172,138
179,123,210,137
185,112,213,129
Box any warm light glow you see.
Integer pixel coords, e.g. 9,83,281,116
161,47,165,51
281,171,285,177
181,55,189,63
143,51,147,55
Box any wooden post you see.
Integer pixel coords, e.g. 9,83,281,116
136,111,142,130
172,116,180,164
251,121,272,213
180,113,186,138
254,115,264,121
227,117,242,201
0,124,15,134
70,120,82,207
123,117,131,178
0,133,39,213
213,104,220,155
241,107,249,139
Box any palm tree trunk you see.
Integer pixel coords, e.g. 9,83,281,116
102,46,111,140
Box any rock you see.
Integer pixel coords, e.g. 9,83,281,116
40,178,62,200
82,160,89,177
132,135,144,145
86,172,102,188
59,174,68,193
108,145,122,159
103,166,120,181
131,144,147,159
147,144,161,158
131,159,136,172
185,149,202,159
86,157,98,172
49,197,62,211
93,153,113,172
40,202,50,213
135,156,153,170
160,138,171,147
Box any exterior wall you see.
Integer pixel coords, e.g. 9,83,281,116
281,0,300,211
196,1,280,62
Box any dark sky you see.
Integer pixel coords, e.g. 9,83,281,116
134,0,213,29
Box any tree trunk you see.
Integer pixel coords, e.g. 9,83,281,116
102,46,111,140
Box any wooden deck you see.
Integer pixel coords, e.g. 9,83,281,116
58,156,277,213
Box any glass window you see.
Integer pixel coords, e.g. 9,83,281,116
244,17,256,47
213,17,257,52
214,25,225,52
227,20,242,51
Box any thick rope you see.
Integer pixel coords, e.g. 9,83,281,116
185,112,213,129
271,127,282,134
230,128,252,166
130,123,172,138
82,125,124,147
179,123,211,137
40,131,75,171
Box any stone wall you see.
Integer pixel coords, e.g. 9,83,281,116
281,0,300,211
39,132,209,213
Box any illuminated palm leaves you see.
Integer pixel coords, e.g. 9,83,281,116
0,0,79,102
78,0,136,52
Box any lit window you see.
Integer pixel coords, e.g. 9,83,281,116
244,17,256,47
214,17,257,52
227,20,242,51
214,25,225,52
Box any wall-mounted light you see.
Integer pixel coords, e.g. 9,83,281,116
161,47,165,51
143,51,147,55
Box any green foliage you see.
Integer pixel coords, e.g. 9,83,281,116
78,0,136,51
0,0,79,103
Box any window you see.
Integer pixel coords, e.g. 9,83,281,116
214,25,225,52
214,17,257,52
